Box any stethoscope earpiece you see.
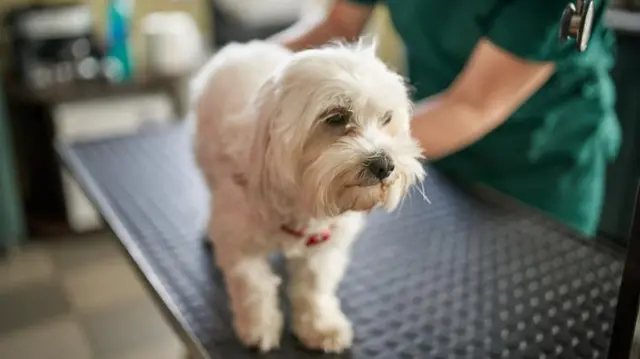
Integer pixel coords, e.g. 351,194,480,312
559,0,595,52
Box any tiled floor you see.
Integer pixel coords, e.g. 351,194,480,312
1,231,639,359
0,232,185,359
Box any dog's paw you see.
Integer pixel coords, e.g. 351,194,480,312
233,305,284,353
293,305,354,353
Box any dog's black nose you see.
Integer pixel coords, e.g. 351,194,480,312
366,154,395,181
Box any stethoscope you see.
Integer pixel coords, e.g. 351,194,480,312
559,0,595,52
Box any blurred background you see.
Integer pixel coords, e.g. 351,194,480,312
0,0,639,358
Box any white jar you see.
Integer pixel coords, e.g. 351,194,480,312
142,11,204,76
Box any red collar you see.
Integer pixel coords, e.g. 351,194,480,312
280,224,333,246
232,171,334,246
232,173,331,247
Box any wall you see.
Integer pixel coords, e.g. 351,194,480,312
369,5,405,75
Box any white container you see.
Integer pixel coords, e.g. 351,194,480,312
142,11,204,76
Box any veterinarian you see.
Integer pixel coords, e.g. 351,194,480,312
274,0,620,237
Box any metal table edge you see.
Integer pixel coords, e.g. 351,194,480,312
55,138,211,359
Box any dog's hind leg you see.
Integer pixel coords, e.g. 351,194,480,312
218,252,283,353
207,193,283,353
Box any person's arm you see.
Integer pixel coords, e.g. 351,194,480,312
411,39,555,160
270,0,376,52
410,0,573,160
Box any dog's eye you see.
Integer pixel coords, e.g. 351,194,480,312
382,112,392,126
325,113,349,126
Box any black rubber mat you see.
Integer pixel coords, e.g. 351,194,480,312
58,123,626,359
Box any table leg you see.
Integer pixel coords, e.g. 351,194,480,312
608,182,640,359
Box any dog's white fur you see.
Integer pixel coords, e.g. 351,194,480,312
191,39,425,353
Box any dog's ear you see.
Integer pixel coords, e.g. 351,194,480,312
245,77,292,218
246,78,277,196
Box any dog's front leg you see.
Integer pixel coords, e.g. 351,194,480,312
286,239,356,353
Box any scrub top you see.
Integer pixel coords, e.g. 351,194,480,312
349,0,621,237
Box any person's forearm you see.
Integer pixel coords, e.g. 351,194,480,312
276,18,350,52
410,94,507,160
270,1,373,52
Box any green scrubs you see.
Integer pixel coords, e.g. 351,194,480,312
350,0,621,237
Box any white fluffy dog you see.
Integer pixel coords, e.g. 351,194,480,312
190,39,425,353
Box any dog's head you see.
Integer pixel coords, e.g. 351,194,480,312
247,41,425,219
